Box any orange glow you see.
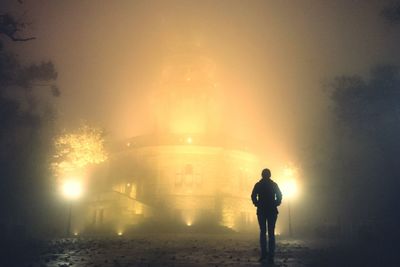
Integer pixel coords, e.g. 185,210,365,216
52,125,108,179
281,179,298,199
62,179,83,199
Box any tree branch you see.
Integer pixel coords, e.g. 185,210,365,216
9,35,35,41
0,13,35,42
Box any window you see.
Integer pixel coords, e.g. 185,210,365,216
184,164,193,186
99,209,104,224
92,210,97,225
176,164,202,187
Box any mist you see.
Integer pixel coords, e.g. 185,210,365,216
2,0,400,266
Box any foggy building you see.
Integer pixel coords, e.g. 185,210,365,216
84,47,261,233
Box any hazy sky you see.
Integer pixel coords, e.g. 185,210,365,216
4,0,400,164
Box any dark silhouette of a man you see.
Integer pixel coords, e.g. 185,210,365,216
251,168,282,263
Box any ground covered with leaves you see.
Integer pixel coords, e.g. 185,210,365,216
1,233,397,267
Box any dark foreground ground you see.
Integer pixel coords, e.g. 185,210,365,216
1,233,397,267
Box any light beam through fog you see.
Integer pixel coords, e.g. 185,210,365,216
72,44,267,233
2,2,400,265
6,0,397,236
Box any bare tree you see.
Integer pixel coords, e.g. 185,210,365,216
0,13,35,42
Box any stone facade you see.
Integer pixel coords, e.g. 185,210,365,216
80,49,262,233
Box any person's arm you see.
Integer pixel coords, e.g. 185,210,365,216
274,183,282,206
251,183,258,207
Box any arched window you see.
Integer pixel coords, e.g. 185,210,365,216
184,164,193,186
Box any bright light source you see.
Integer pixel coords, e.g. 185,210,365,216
185,217,193,226
117,232,123,236
62,179,83,199
186,137,193,144
284,167,295,177
74,232,78,236
281,179,298,199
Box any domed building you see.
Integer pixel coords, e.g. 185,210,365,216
82,49,262,234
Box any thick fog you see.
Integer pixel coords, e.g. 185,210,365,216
8,1,397,140
2,0,400,238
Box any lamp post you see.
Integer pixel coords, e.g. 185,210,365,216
288,197,292,237
282,175,298,237
62,179,83,237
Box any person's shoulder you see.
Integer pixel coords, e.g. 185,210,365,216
254,180,262,187
270,179,278,186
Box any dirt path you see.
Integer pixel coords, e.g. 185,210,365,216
30,234,310,267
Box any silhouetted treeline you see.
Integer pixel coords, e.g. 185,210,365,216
381,2,400,25
0,19,59,238
325,65,400,236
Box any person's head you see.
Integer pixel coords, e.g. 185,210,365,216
261,168,271,179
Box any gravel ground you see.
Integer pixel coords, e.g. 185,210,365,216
2,233,397,267
26,234,309,267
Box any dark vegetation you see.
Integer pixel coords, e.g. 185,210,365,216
1,1,400,266
304,3,400,243
329,65,400,224
309,65,400,265
0,9,59,266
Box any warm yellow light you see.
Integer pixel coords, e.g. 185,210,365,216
74,232,79,236
281,179,298,199
221,206,235,229
52,125,108,178
186,137,193,144
62,179,83,199
284,167,294,177
117,232,123,236
134,203,143,215
185,216,193,226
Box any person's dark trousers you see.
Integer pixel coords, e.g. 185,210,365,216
257,212,278,258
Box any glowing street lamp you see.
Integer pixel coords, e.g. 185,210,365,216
282,168,299,237
186,136,193,144
62,179,83,237
62,180,83,200
282,179,298,199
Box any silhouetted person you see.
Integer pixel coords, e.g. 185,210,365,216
251,168,282,263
